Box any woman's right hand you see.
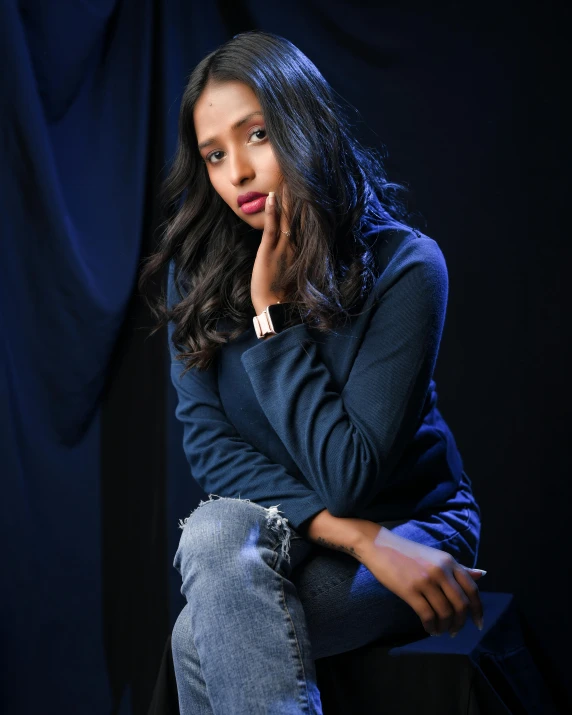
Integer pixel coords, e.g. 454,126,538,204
354,522,486,637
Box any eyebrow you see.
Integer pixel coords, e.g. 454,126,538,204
197,111,264,151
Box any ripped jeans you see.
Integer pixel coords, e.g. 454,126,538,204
171,474,480,715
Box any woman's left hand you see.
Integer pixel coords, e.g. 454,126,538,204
251,186,295,315
354,522,485,637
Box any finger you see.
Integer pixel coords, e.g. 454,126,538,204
423,583,455,635
264,192,278,243
439,575,471,636
275,189,294,259
454,565,484,630
465,568,487,580
408,593,438,636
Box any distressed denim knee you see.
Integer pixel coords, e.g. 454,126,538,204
174,495,295,589
171,496,322,714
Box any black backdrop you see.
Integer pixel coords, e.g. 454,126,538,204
1,1,569,713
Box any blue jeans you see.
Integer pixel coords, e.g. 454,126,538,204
171,474,480,714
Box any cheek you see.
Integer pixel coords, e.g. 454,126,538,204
264,148,282,178
208,173,234,208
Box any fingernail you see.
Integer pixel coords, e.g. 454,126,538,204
450,631,458,638
268,191,275,198
476,617,484,631
475,569,487,576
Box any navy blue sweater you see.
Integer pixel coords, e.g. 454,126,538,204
168,224,464,532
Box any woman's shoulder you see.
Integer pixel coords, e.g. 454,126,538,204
363,220,447,288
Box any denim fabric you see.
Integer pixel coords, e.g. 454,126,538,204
171,473,480,714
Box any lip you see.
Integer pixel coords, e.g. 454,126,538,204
237,191,267,207
239,194,268,215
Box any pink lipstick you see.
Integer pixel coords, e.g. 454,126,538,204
241,196,267,214
237,191,268,215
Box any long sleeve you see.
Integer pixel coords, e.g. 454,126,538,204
167,265,327,531
240,234,448,518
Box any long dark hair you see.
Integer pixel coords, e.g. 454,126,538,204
139,30,410,372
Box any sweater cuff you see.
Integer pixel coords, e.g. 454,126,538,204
241,322,312,370
280,496,326,532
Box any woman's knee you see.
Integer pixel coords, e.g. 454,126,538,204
174,496,294,577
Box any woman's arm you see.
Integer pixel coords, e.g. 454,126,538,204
167,264,326,531
301,509,485,637
242,233,450,518
300,507,370,559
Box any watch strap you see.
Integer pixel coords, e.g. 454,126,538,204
253,302,295,338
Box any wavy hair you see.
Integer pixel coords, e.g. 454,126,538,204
139,30,410,372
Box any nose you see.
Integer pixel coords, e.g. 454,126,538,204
229,148,255,187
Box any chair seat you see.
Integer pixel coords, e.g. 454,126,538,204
315,592,557,714
148,592,557,714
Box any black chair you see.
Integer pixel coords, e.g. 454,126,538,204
148,592,558,714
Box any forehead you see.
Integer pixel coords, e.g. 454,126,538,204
193,81,261,139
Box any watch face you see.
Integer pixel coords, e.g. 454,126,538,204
267,303,288,333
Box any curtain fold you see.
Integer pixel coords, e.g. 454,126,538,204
1,1,567,713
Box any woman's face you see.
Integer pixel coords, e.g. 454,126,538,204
194,80,283,231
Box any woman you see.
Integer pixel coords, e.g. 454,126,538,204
141,30,484,715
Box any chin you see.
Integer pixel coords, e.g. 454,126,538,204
241,213,266,230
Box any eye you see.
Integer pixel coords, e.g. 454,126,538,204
249,127,267,143
205,150,224,165
204,127,267,165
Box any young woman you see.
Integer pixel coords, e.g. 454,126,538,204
141,30,484,715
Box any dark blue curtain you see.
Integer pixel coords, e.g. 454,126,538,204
1,1,568,713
